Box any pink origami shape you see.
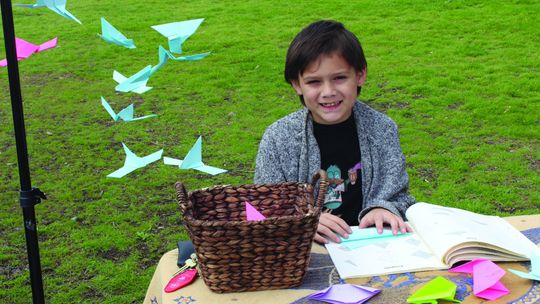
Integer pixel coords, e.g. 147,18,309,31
307,284,381,304
245,201,266,221
0,37,58,67
449,258,510,300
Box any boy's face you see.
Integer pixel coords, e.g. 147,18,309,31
292,53,366,125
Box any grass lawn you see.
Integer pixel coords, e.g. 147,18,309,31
0,0,538,303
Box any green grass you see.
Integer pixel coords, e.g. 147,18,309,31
0,0,538,302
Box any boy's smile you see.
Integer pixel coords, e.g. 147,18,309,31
292,53,366,125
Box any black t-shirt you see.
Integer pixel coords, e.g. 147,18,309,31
313,114,363,226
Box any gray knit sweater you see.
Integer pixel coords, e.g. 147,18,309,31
254,101,416,221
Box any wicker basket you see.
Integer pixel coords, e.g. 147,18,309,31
175,172,328,293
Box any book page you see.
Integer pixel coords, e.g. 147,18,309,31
406,202,540,265
325,226,446,279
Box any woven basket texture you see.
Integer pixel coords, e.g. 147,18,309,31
176,177,327,293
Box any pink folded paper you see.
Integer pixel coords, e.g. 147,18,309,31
245,201,266,221
0,37,58,67
449,258,510,300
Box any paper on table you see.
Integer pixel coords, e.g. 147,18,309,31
151,18,204,54
325,225,445,279
100,97,156,122
245,201,265,221
307,284,380,304
149,45,210,76
99,17,135,49
407,276,460,304
108,143,163,178
508,251,540,281
17,0,81,24
113,65,153,94
163,136,226,175
0,37,57,67
449,259,509,300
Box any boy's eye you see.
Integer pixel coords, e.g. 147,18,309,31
335,75,347,80
306,80,320,85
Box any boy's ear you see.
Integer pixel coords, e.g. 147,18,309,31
357,69,367,86
291,80,303,95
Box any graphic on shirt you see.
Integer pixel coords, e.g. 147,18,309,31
324,162,361,209
325,165,344,209
348,162,361,185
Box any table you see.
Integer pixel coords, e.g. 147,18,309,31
144,214,540,304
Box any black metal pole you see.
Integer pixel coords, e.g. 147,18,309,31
1,1,46,303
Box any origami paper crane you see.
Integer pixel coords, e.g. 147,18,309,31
163,136,227,175
449,258,509,300
0,37,57,67
508,251,540,281
113,65,153,94
108,143,163,178
16,0,81,24
407,276,460,304
100,97,156,122
307,284,380,304
149,45,210,76
151,18,204,54
99,17,136,49
245,201,266,221
340,227,410,250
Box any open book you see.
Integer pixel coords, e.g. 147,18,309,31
325,202,540,279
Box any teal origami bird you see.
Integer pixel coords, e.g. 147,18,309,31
17,0,82,24
99,17,136,49
151,18,204,54
108,143,163,178
100,97,156,122
164,136,227,175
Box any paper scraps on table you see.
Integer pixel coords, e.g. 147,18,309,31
16,0,81,24
245,201,265,221
0,37,57,67
307,284,380,304
151,18,204,54
407,276,460,304
149,45,210,76
163,136,227,175
339,227,410,250
508,251,540,281
449,258,509,300
113,65,153,94
100,97,156,122
108,143,163,178
99,17,136,49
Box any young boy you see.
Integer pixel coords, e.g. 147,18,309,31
254,20,416,244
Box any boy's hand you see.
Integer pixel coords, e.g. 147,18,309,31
359,208,412,235
315,213,352,244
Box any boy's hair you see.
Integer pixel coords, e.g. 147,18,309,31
284,20,367,105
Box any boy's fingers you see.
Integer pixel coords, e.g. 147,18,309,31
375,218,384,234
319,213,350,239
316,222,340,243
404,222,413,233
313,233,328,244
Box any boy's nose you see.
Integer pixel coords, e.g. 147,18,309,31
321,82,336,97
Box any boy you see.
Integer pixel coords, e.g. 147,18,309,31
254,20,416,244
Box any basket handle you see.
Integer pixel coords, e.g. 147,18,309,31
311,169,328,209
175,182,192,213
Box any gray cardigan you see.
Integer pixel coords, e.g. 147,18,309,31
254,101,415,221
